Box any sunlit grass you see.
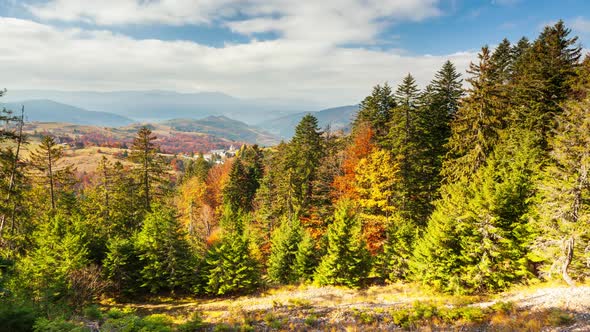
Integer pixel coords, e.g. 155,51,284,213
95,281,585,331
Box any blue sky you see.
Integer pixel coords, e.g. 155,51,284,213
0,0,588,106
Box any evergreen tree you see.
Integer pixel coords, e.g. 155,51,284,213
202,226,260,295
253,145,288,241
267,217,303,284
103,236,142,295
129,126,167,212
11,214,89,307
29,136,77,213
353,83,396,145
509,37,531,79
415,61,463,214
310,130,343,228
387,74,426,224
412,131,540,294
135,206,196,293
0,101,27,247
490,38,513,85
534,94,590,284
378,213,415,282
293,229,317,282
443,46,505,181
223,159,251,212
182,153,211,183
223,145,264,213
389,74,420,153
512,21,582,147
314,200,370,288
285,115,323,215
82,160,143,241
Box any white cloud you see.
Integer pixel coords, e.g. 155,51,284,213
0,17,475,106
572,17,590,34
26,0,442,45
26,0,237,25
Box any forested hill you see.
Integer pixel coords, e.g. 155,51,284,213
163,115,280,146
1,20,590,331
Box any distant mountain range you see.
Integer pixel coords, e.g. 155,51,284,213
2,90,325,124
256,105,359,139
1,99,134,127
1,92,360,142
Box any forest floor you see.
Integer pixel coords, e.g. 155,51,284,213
103,282,590,331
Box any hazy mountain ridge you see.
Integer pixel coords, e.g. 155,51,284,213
257,105,359,139
3,90,325,124
1,96,356,144
1,99,134,127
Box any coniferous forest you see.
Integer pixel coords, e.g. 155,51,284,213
1,21,590,330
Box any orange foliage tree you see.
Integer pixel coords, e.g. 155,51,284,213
332,123,374,200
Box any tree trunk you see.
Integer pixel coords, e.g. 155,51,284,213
562,236,576,286
0,106,24,237
144,148,150,211
48,149,55,210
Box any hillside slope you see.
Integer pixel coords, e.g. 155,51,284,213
1,99,134,127
164,116,280,146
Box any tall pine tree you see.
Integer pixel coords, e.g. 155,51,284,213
534,93,590,284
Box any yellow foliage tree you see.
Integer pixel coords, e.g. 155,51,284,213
176,176,210,248
354,149,399,254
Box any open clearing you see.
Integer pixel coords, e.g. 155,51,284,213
105,282,590,331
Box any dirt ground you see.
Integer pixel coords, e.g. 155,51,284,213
108,283,590,331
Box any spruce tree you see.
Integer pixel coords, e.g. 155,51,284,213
223,146,264,213
223,159,251,212
534,94,590,284
203,229,260,295
182,153,211,183
387,74,430,225
293,229,317,282
82,160,143,240
253,147,285,239
509,37,531,79
135,206,196,293
443,46,505,181
267,217,303,284
490,38,513,85
285,114,323,215
511,21,582,147
412,130,540,294
29,136,76,212
103,236,142,295
314,200,370,288
12,214,89,307
353,83,396,145
378,213,415,282
0,101,27,245
415,61,463,213
130,126,167,212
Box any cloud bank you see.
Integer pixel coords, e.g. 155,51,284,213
1,1,477,106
